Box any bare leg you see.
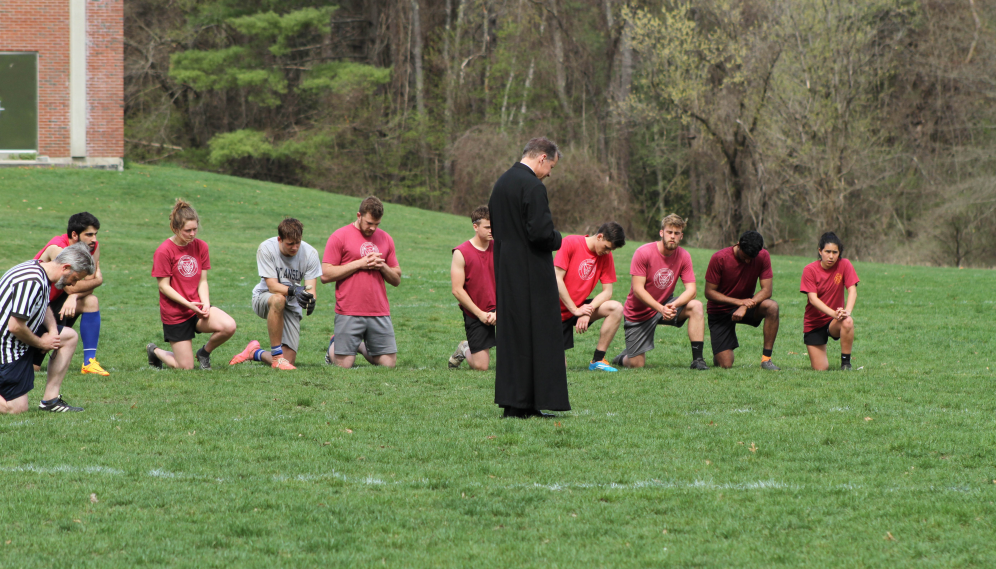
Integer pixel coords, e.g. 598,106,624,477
807,344,829,371
758,299,779,351
0,393,29,414
42,326,79,400
159,340,194,369
466,349,490,370
830,316,855,355
198,307,237,353
266,294,286,352
713,349,735,369
681,300,704,342
593,301,623,352
622,353,646,368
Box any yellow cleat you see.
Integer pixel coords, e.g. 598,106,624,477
81,358,110,376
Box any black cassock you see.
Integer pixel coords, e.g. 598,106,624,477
488,162,570,411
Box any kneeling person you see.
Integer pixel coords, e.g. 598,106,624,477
801,232,859,371
34,212,107,376
230,218,321,370
448,206,496,370
613,214,707,370
704,230,780,370
1,243,95,414
554,223,625,371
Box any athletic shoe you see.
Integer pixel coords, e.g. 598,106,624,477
448,340,469,368
841,363,852,371
611,352,626,367
81,358,110,376
39,396,84,412
760,359,781,371
272,357,297,370
690,358,709,371
147,343,163,369
196,345,211,370
229,340,261,366
325,335,335,366
589,359,618,372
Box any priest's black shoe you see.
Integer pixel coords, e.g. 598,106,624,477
525,409,557,418
502,407,528,418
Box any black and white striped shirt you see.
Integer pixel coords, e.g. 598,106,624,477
0,261,51,364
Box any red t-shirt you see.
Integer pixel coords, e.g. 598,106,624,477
800,258,859,332
624,243,695,322
553,234,616,321
323,224,399,317
34,234,99,301
454,240,495,317
705,247,774,314
151,238,211,325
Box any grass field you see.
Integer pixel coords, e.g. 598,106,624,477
1,164,995,567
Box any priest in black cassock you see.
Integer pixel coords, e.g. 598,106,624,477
488,137,570,418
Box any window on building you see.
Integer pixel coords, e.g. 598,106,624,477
0,53,39,153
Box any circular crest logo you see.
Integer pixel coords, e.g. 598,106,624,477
653,268,675,291
177,255,199,278
360,242,380,257
578,259,597,281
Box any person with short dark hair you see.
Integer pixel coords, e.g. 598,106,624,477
1,242,95,414
489,137,569,418
33,212,108,376
704,230,781,370
229,218,321,370
448,206,496,370
554,222,625,372
801,232,859,371
321,196,401,368
147,199,238,370
613,214,708,370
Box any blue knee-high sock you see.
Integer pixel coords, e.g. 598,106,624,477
81,311,100,363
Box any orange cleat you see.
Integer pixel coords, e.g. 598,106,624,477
81,358,110,376
272,357,297,370
229,340,261,365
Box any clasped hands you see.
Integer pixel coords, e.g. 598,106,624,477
287,286,316,316
573,303,594,333
731,297,757,322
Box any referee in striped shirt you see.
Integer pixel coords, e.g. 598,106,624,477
0,242,95,414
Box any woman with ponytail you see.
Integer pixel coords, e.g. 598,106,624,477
146,199,237,370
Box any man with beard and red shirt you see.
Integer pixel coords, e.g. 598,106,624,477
554,222,625,372
448,205,497,371
801,232,859,371
704,230,781,371
612,214,707,370
322,196,402,369
33,212,108,376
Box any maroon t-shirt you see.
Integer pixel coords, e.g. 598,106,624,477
800,258,859,332
151,238,211,325
322,224,398,317
705,247,774,315
453,240,496,317
623,243,695,322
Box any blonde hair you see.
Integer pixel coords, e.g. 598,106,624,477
660,213,686,231
170,199,200,234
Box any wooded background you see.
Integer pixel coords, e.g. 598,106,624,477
125,0,996,267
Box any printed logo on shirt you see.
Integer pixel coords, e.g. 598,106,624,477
360,242,380,257
578,259,597,281
177,255,199,278
653,268,675,291
834,272,843,285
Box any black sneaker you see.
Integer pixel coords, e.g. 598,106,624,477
39,396,84,412
690,358,709,371
147,343,163,369
841,363,852,371
196,345,211,370
760,360,781,371
611,352,626,367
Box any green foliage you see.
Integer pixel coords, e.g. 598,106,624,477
298,62,391,95
207,129,278,166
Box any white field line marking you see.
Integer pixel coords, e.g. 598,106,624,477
0,465,986,494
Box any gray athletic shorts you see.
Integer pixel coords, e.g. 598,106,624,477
333,314,397,357
622,297,686,358
252,291,302,352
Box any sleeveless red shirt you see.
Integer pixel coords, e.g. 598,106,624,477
454,240,496,317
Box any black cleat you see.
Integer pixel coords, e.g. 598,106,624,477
841,363,852,371
147,343,163,369
690,358,709,371
196,345,211,370
761,360,781,371
39,396,84,412
611,352,626,367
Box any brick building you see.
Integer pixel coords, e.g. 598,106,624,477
0,0,123,170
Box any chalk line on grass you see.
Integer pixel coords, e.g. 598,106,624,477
1,464,124,476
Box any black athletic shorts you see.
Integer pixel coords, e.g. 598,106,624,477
163,315,201,343
562,298,594,350
31,323,67,367
463,313,497,354
1,348,40,401
707,306,763,355
804,322,840,346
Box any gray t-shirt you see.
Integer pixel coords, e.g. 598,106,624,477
252,237,322,315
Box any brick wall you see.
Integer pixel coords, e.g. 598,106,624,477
0,0,122,158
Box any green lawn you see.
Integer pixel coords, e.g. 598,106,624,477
1,165,994,567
